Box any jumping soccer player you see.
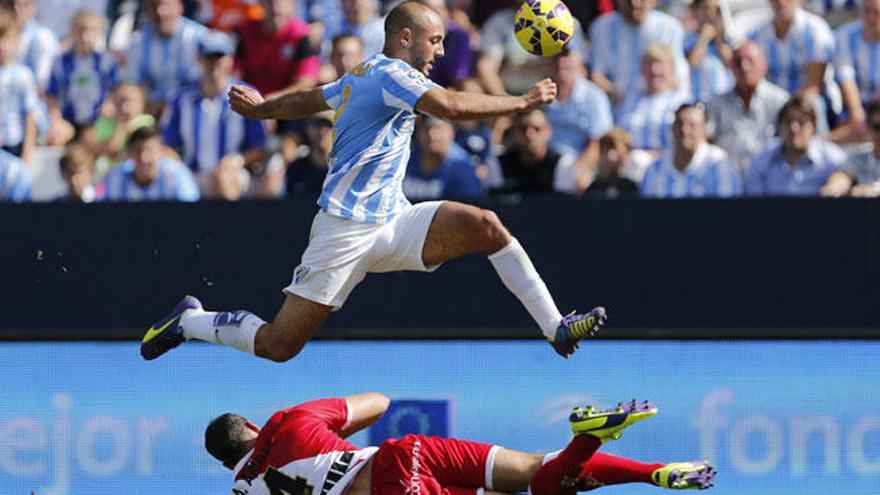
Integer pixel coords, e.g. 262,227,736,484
205,392,716,494
141,1,606,363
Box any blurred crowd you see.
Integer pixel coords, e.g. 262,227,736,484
1,0,880,203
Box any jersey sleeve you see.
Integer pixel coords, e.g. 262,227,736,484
322,77,345,110
289,397,351,431
381,62,440,112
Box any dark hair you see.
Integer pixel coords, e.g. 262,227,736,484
866,99,880,122
674,101,708,122
777,94,817,129
125,126,160,149
384,1,436,38
205,413,252,465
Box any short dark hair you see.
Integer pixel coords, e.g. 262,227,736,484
674,101,708,122
866,99,880,122
205,413,252,465
125,126,160,149
384,1,437,38
777,94,817,129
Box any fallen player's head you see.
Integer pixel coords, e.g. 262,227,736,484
205,413,260,469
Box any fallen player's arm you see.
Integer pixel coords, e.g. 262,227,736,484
416,78,557,121
228,85,330,121
340,392,390,438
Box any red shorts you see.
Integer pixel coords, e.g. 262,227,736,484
370,434,497,495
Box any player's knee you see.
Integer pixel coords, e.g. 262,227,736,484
255,327,305,362
476,209,509,253
263,340,304,363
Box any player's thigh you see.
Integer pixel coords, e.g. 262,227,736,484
421,201,510,266
417,435,498,488
488,448,545,493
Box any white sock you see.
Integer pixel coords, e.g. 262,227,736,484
181,309,264,355
488,238,563,339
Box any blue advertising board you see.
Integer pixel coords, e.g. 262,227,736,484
0,341,877,494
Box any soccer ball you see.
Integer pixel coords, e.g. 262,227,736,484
513,0,575,57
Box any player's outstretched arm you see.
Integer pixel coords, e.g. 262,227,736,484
416,78,557,121
228,85,330,120
339,392,391,438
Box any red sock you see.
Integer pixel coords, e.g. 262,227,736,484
530,435,602,495
577,452,663,488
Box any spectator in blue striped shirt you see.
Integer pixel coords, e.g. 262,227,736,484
545,48,613,183
404,116,483,200
829,0,880,143
0,147,30,201
685,0,734,102
46,10,117,143
0,0,57,91
745,94,846,195
615,43,692,154
589,0,689,104
641,102,741,198
748,0,836,131
161,31,268,200
0,14,41,163
120,0,208,115
100,126,199,201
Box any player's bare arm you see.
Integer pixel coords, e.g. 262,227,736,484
416,78,557,121
340,392,391,438
228,85,330,120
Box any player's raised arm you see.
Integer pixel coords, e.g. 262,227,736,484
339,392,390,438
416,78,557,121
228,85,330,120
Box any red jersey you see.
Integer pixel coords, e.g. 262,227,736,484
231,398,378,495
235,18,320,95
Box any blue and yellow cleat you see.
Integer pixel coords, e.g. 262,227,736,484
140,295,202,361
569,399,658,441
550,307,607,358
652,461,717,490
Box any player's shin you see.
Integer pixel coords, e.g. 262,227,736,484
487,237,563,338
181,309,264,355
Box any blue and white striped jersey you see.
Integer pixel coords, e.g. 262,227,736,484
120,17,207,103
685,33,734,102
745,138,845,196
47,50,118,126
834,19,880,104
615,89,691,151
162,82,267,174
0,149,32,202
640,143,742,198
589,10,690,97
17,19,59,90
100,158,200,202
546,76,613,156
748,8,835,94
319,53,440,224
0,63,43,148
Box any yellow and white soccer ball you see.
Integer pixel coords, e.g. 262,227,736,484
513,0,575,57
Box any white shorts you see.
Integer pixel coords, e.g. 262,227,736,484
283,201,445,309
